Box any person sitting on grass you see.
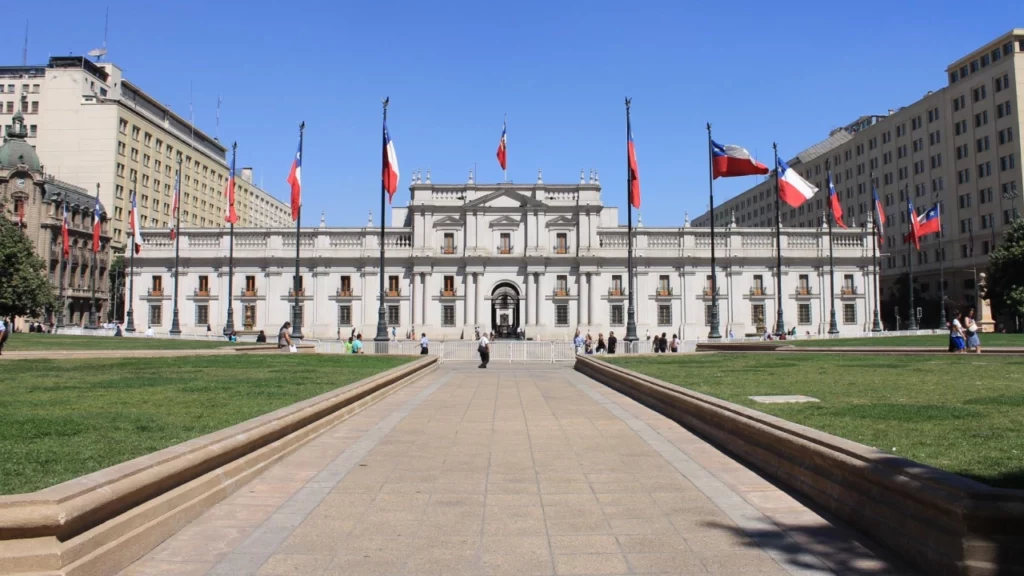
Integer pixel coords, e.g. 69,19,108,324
278,322,292,349
256,330,267,343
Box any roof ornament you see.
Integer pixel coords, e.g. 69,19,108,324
729,208,736,228
425,169,431,184
683,211,690,228
537,169,543,184
367,210,373,227
637,211,643,228
593,169,599,185
468,168,474,184
319,211,326,228
580,169,585,185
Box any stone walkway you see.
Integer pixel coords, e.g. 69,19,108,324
120,364,903,576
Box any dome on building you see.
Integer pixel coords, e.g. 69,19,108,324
0,111,41,172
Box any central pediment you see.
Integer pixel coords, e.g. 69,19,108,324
488,215,522,228
465,188,545,209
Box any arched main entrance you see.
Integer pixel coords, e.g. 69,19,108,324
491,282,521,339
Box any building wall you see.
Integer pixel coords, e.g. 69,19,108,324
130,182,874,340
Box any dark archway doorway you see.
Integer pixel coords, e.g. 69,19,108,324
491,282,521,339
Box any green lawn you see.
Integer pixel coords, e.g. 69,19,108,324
0,355,413,494
606,354,1024,490
788,333,1024,348
2,333,248,351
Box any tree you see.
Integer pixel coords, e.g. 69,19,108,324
108,254,126,322
987,219,1024,323
0,217,55,319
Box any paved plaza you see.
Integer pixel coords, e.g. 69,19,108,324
120,364,901,575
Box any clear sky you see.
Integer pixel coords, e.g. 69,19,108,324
5,0,1020,227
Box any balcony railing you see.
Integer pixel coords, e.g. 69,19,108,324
554,245,570,254
702,288,719,297
655,287,673,297
795,287,813,296
289,288,305,297
608,288,625,297
498,246,514,255
553,288,570,297
242,288,258,297
840,286,859,295
148,288,163,297
441,246,457,255
440,289,457,297
749,287,768,296
194,289,210,297
387,289,402,297
337,289,353,297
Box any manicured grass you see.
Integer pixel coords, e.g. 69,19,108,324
0,355,413,494
788,333,1024,348
606,354,1024,490
2,333,248,351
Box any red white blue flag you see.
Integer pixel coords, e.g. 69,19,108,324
627,124,640,209
92,200,102,252
872,185,885,246
61,203,70,257
287,138,301,221
712,140,769,179
382,122,400,204
224,164,238,224
170,167,180,241
129,191,143,255
496,118,507,171
827,170,846,229
777,157,817,208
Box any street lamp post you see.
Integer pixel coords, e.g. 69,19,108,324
87,184,100,329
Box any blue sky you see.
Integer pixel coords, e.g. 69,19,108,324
5,0,1019,226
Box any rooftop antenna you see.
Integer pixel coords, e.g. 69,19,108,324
87,8,109,62
22,21,28,65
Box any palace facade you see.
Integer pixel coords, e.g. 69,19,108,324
130,176,876,340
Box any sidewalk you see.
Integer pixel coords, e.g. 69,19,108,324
120,364,902,575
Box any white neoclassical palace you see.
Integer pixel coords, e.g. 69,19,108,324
130,174,878,340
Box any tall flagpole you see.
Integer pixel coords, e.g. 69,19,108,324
773,143,786,335
170,159,183,335
706,123,722,339
624,98,638,343
503,113,508,184
125,177,136,332
223,142,237,336
870,178,882,332
826,160,839,335
907,186,919,331
57,197,67,329
375,99,391,343
87,183,100,329
291,123,305,340
936,198,947,327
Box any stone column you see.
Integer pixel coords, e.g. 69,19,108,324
412,272,422,326
587,272,594,325
578,272,588,327
420,272,428,326
476,273,485,329
525,273,534,326
465,272,475,328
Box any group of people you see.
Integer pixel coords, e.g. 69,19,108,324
948,308,982,353
572,329,620,355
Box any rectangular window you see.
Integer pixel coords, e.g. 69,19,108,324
198,275,210,294
242,303,257,329
500,232,512,254
610,304,624,326
443,275,455,295
388,275,400,295
119,118,128,134
658,275,670,295
611,275,623,295
752,274,764,294
798,303,812,325
555,275,568,296
339,304,352,326
195,304,209,325
245,275,256,293
751,304,766,326
797,274,810,295
386,305,400,326
339,275,352,295
657,305,672,326
149,304,162,326
843,303,856,325
442,305,456,327
555,232,568,254
555,304,569,327
443,232,455,254
151,275,164,294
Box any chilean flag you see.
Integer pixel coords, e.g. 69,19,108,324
917,204,941,237
61,203,70,258
224,164,238,224
872,186,885,246
827,171,846,229
382,122,400,204
906,198,922,250
92,200,102,253
712,141,769,179
777,157,817,208
17,198,25,228
627,124,641,209
170,168,180,241
496,118,507,171
129,191,143,255
287,138,301,221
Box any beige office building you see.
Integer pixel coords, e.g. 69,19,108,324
0,57,291,249
694,30,1024,327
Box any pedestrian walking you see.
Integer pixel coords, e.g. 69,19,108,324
670,334,680,353
949,310,966,353
964,308,981,353
607,331,617,354
420,332,429,355
478,332,490,368
278,322,293,350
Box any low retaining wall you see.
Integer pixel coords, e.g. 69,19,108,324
0,356,438,576
575,356,1024,576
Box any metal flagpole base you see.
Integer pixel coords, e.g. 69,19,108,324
125,308,134,332
828,309,839,335
291,305,304,340
871,310,882,332
939,309,947,328
374,305,389,342
776,312,786,336
708,301,722,339
223,307,235,337
86,303,98,330
169,308,182,335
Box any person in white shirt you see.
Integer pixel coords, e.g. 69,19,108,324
144,326,155,338
671,334,681,353
0,318,7,356
419,333,429,355
478,333,490,369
